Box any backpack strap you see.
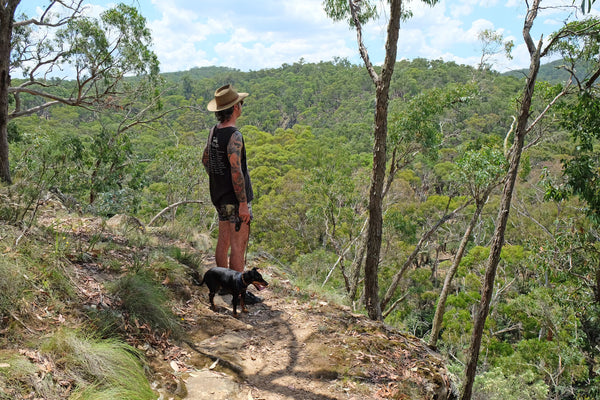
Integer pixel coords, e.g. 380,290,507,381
207,125,216,147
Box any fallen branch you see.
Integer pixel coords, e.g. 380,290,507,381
9,311,35,334
148,200,204,227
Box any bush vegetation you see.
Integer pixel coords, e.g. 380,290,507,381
2,57,600,398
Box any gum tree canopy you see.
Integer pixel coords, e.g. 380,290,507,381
0,0,159,184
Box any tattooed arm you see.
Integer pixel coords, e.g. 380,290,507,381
202,127,214,174
228,131,250,223
202,145,209,174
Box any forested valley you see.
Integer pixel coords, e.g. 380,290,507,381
3,54,600,399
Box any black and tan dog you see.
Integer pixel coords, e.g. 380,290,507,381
200,267,268,316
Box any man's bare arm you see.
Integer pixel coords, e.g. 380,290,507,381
202,145,209,173
227,131,247,204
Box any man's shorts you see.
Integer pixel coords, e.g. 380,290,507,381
216,203,253,223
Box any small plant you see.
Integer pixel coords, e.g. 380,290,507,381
84,308,125,339
170,247,201,269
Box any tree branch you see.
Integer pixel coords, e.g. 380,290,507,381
148,200,204,227
14,0,85,28
380,197,473,312
524,78,571,136
348,0,379,84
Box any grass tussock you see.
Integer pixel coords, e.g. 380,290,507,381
0,352,38,399
0,258,28,317
42,329,155,400
109,271,183,338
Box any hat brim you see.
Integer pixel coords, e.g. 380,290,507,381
207,92,249,112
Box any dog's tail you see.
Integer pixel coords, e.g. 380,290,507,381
191,270,203,286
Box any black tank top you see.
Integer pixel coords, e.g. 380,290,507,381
207,126,254,206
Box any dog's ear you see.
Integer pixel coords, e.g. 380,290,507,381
252,267,258,271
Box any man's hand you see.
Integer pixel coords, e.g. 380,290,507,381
238,202,251,224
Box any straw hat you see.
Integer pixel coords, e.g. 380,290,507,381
207,84,249,112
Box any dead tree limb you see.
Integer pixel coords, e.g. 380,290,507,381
148,200,204,227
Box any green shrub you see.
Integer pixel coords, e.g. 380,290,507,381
84,308,125,339
472,367,548,400
291,249,338,285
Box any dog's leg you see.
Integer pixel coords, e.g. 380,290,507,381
209,291,216,311
240,290,248,313
231,290,239,317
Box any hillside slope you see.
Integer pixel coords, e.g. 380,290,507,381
0,195,456,399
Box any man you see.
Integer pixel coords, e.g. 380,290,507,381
203,84,253,273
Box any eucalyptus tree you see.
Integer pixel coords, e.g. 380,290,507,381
323,0,438,321
0,0,159,184
461,2,600,398
428,147,506,349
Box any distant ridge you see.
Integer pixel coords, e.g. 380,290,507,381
161,66,240,80
502,58,595,84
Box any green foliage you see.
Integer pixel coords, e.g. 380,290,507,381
460,246,490,268
519,153,531,181
472,367,548,400
143,144,211,225
553,90,600,221
389,83,478,163
6,55,600,397
7,121,22,143
291,249,340,287
453,147,506,199
322,0,378,26
57,4,159,80
384,206,417,242
441,308,473,352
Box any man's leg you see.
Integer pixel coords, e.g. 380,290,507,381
229,222,249,272
215,220,232,268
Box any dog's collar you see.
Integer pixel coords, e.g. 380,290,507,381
241,273,248,286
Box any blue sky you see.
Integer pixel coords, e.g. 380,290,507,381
18,0,600,74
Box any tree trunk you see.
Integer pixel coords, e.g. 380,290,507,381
364,83,387,320
595,262,600,303
362,0,402,321
461,3,542,397
0,1,19,184
429,200,484,348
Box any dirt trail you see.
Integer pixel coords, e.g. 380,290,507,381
170,260,455,400
181,269,364,399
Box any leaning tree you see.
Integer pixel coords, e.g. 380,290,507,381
461,0,600,398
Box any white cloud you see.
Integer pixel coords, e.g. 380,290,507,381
215,31,355,71
282,1,331,24
144,0,359,72
17,0,600,76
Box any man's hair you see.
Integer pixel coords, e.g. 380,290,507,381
215,106,234,123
